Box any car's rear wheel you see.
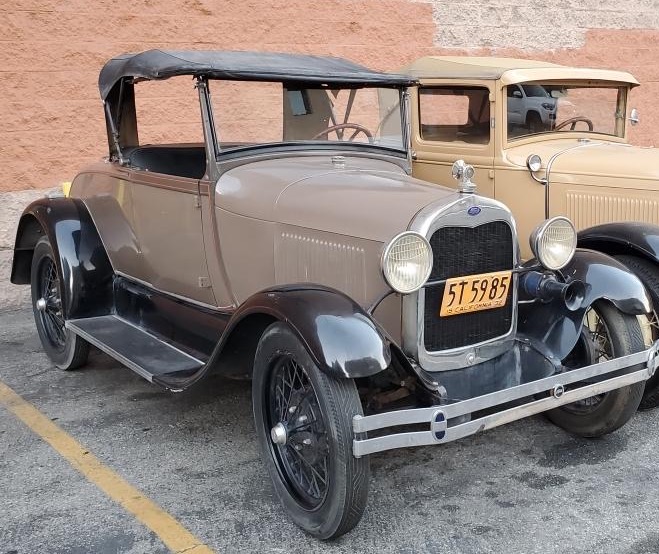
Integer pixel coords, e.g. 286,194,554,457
546,300,645,437
615,254,659,409
31,237,89,370
252,322,369,539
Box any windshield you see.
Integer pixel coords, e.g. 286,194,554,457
506,82,626,140
209,81,405,152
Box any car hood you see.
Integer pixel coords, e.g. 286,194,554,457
217,154,457,242
505,139,659,188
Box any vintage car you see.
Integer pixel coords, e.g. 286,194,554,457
400,56,659,408
10,50,659,539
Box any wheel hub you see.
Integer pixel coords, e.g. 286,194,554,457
271,422,288,445
36,297,47,312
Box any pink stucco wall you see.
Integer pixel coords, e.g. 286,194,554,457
1,1,658,192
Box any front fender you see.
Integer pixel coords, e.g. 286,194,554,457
229,285,392,379
11,197,113,319
578,222,659,264
519,249,651,361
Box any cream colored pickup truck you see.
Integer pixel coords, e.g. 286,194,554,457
402,56,659,408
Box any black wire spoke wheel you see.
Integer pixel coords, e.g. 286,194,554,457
546,300,645,437
252,322,369,539
268,356,330,508
36,255,67,350
30,237,89,370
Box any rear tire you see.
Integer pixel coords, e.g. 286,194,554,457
546,301,645,437
252,322,369,539
31,237,89,370
615,254,659,409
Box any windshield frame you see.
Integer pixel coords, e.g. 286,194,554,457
202,79,410,159
503,80,629,144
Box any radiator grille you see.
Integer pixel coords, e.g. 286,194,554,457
423,222,514,351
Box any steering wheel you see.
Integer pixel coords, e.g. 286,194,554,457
554,116,594,131
312,123,374,142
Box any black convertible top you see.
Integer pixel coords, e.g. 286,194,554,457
98,49,416,100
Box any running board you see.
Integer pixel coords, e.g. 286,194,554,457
66,315,204,383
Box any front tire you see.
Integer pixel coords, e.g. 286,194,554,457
546,301,645,437
31,237,89,370
615,254,659,409
252,322,369,539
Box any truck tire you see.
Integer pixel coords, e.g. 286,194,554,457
546,300,644,437
615,254,659,410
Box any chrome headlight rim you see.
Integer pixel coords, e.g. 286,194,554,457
530,216,577,271
381,231,433,294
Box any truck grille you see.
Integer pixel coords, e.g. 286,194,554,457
423,221,514,351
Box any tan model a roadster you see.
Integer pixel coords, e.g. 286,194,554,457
10,50,659,538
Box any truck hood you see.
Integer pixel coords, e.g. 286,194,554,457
217,154,458,242
505,139,659,188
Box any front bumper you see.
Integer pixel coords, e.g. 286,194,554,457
353,342,659,457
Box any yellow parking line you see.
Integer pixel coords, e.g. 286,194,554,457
0,380,215,554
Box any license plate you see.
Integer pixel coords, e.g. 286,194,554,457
439,270,512,317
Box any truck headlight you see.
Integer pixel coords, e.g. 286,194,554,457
530,217,577,270
382,232,433,294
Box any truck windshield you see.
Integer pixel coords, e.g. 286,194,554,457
209,81,405,152
506,82,626,140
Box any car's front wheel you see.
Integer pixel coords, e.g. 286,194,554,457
546,300,645,437
31,237,89,370
252,322,369,539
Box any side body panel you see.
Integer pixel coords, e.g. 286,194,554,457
71,164,218,306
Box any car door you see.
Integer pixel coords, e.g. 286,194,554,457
127,168,217,306
410,83,495,198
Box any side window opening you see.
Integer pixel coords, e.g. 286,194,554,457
130,78,207,180
419,86,490,144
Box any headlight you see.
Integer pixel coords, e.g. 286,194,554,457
530,217,577,270
382,232,433,294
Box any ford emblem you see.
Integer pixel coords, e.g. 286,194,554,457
467,206,481,216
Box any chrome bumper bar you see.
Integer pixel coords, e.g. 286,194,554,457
352,342,659,457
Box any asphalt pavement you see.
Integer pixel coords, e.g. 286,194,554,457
2,307,659,554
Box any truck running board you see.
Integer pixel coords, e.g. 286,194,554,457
66,315,204,383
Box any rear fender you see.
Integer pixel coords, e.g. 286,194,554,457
11,197,113,319
519,249,650,361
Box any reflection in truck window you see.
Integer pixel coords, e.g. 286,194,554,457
418,86,490,144
507,82,625,140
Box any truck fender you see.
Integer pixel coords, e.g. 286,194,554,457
11,197,113,319
578,222,659,264
519,249,651,361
